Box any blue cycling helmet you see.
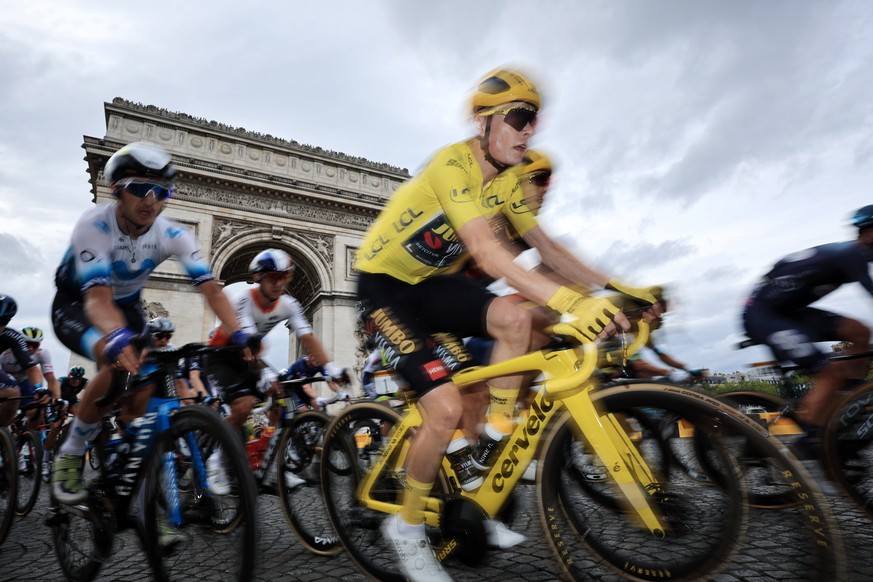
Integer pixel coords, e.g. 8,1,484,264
0,294,17,326
852,205,873,231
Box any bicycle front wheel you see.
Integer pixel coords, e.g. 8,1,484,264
15,429,42,516
141,405,257,582
0,428,17,545
540,383,845,582
823,381,873,518
276,409,342,555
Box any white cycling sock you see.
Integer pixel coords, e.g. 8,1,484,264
58,418,101,456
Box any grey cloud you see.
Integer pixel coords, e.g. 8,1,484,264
599,238,696,275
0,232,44,276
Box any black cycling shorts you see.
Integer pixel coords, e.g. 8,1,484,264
205,354,262,403
357,272,493,396
743,299,842,373
52,289,146,362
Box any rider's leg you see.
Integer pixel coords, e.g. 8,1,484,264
803,317,870,427
400,384,463,529
483,297,532,419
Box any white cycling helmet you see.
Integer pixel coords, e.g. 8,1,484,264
249,249,295,275
147,317,176,335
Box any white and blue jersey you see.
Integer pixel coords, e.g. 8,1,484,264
52,203,214,361
55,204,213,304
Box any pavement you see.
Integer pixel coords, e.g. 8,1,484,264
2,482,872,581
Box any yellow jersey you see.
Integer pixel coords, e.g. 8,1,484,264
356,140,539,284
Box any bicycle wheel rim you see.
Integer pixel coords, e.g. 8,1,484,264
541,383,845,582
541,402,746,582
142,406,257,582
277,410,343,556
15,430,42,516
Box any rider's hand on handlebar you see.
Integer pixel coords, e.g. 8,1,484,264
104,327,140,374
547,287,625,341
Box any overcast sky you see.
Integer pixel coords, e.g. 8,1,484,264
2,0,872,376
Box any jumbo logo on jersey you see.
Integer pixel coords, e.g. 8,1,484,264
403,213,466,268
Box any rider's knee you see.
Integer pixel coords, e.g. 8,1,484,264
487,300,532,343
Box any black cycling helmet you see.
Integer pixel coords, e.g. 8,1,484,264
852,205,873,231
0,294,17,326
69,366,86,379
104,141,176,185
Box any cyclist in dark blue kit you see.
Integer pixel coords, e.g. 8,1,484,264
743,205,873,448
0,295,44,427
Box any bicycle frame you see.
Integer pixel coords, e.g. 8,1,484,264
355,322,671,536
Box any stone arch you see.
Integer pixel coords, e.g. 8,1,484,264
211,230,332,314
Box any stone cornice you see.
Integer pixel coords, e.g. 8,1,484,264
106,98,410,177
82,136,387,213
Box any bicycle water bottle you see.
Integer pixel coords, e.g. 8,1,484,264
472,414,513,471
446,430,483,491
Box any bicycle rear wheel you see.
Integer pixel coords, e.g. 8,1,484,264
540,383,845,581
276,410,342,555
0,428,17,545
322,401,451,581
141,405,257,582
823,381,873,518
15,429,42,516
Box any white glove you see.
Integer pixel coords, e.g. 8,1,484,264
315,397,328,407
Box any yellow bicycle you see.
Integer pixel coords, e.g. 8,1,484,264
320,318,845,581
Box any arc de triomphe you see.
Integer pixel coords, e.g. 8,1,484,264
73,98,406,376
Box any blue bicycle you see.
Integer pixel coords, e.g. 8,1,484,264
47,343,257,582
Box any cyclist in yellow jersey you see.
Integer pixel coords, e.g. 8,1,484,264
356,68,662,582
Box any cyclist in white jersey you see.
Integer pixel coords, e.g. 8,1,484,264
0,326,58,429
50,141,248,504
205,248,343,493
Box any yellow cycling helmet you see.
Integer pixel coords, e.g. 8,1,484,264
515,150,553,178
471,68,541,114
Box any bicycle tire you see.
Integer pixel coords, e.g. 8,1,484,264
15,429,42,516
540,383,845,581
0,428,17,545
48,431,114,581
666,391,804,509
321,401,450,582
822,381,873,518
141,405,257,582
276,410,343,556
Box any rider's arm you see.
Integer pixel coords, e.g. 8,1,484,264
523,226,610,292
459,216,561,306
197,280,243,340
655,351,687,371
83,285,139,371
44,371,61,399
298,334,329,367
188,369,207,398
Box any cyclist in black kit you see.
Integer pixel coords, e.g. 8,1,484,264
0,295,45,427
743,205,873,447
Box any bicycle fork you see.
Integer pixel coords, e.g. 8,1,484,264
563,386,669,538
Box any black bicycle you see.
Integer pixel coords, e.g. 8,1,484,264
47,343,257,582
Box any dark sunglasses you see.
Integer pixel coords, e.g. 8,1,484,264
152,333,173,340
492,107,538,132
528,172,551,188
118,178,173,201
